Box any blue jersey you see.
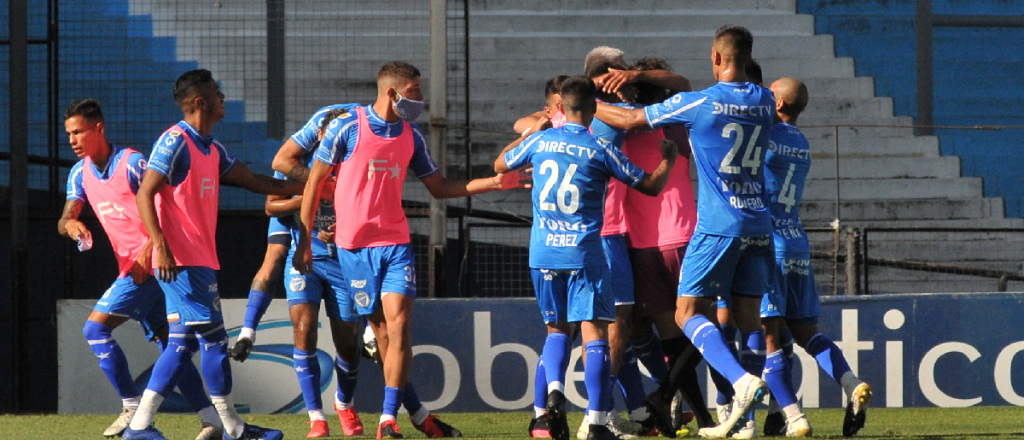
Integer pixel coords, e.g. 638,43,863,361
765,122,812,257
67,145,146,202
291,104,360,155
590,102,630,148
148,121,236,186
644,82,775,237
503,122,646,269
314,104,437,178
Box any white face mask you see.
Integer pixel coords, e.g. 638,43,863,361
392,92,425,121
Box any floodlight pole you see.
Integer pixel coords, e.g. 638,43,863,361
428,0,448,298
8,0,29,412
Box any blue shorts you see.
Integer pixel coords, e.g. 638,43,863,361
94,276,168,340
761,257,820,322
336,244,417,317
156,266,222,326
268,217,293,246
531,266,615,324
284,253,355,322
601,234,634,305
678,233,774,303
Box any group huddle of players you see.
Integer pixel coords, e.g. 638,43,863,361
60,23,871,440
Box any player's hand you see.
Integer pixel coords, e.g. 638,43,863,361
153,239,178,282
530,115,552,134
65,220,91,242
131,241,154,285
321,177,337,202
293,237,314,274
317,223,336,244
495,170,530,190
595,68,640,94
615,85,638,104
660,138,680,162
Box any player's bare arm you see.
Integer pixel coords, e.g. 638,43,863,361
294,159,332,274
595,68,691,95
663,124,693,162
632,138,679,196
317,223,335,245
595,102,648,131
265,193,302,217
271,138,312,182
130,239,154,285
57,198,90,240
513,110,547,134
419,171,523,200
222,161,305,196
136,168,177,282
496,116,550,174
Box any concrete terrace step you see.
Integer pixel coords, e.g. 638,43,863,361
808,135,940,158
809,156,960,179
467,0,797,13
800,198,1006,222
469,12,815,36
802,177,983,201
469,58,856,79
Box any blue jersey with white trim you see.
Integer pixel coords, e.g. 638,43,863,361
67,145,147,202
148,121,236,186
765,122,812,257
644,82,775,237
503,122,646,269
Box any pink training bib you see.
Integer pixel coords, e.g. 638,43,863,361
82,149,150,277
153,127,221,269
333,106,414,249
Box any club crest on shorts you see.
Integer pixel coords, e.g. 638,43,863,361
290,275,306,292
354,291,370,308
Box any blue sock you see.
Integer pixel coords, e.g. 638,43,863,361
584,340,612,414
402,383,424,416
682,316,746,384
616,347,646,412
764,350,798,409
805,333,853,384
294,348,323,410
383,386,404,418
145,323,197,396
334,355,359,405
631,331,667,385
534,357,547,411
83,321,138,399
196,324,232,397
155,337,214,412
244,289,273,330
780,328,795,388
543,332,571,392
740,329,766,376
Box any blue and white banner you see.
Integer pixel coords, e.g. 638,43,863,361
57,293,1024,414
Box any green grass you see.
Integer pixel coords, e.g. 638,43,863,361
3,407,1024,439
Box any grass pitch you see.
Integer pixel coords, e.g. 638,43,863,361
3,407,1024,439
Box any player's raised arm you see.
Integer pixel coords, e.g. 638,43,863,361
136,168,175,282
272,138,312,181
595,102,648,131
633,138,679,196
293,159,332,274
222,161,304,196
595,67,692,95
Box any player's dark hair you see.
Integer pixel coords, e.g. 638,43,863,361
715,24,754,64
378,61,421,82
559,76,597,114
63,99,104,123
631,57,674,105
319,108,348,132
585,59,628,80
173,69,215,109
746,59,763,86
545,75,570,97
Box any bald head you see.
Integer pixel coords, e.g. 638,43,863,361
770,77,808,119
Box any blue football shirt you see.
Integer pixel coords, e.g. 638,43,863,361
765,122,812,257
644,82,775,237
503,122,646,269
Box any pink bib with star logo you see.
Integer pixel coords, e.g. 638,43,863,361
333,106,413,249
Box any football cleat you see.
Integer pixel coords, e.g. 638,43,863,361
586,424,619,440
785,415,812,438
195,422,225,440
642,391,677,438
414,414,463,438
307,419,329,438
104,407,137,437
576,418,590,440
843,382,872,437
608,412,641,438
335,404,365,436
225,423,284,440
699,374,767,439
378,420,404,439
729,417,755,439
123,426,169,440
229,337,254,362
546,390,571,440
529,414,553,438
762,412,785,437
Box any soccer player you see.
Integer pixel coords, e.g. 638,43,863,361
124,69,304,440
58,99,223,440
759,78,871,437
295,61,520,439
496,75,677,440
592,25,775,439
